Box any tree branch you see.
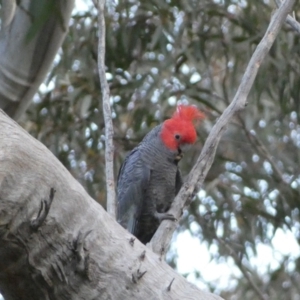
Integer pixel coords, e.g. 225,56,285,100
237,116,293,185
275,0,300,34
0,109,222,300
1,0,17,27
97,0,116,218
216,237,268,300
0,0,75,120
149,0,295,255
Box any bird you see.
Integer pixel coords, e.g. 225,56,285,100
117,105,205,244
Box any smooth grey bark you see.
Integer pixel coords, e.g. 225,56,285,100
0,109,223,300
0,0,75,120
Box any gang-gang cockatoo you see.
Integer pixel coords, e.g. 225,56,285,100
117,105,205,244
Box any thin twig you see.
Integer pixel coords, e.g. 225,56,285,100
274,0,300,34
237,116,286,183
237,116,298,187
97,0,116,218
216,237,268,300
193,212,268,300
149,0,295,255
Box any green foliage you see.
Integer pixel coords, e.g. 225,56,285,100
25,0,300,298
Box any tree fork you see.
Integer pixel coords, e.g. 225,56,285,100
0,109,222,300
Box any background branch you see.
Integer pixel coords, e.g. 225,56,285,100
238,116,287,184
0,0,75,120
149,0,295,255
216,237,268,300
97,0,116,218
0,109,223,300
275,0,300,34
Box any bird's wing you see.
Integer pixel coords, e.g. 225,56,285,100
175,168,183,195
117,148,151,235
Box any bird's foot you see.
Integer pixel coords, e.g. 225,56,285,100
154,212,177,223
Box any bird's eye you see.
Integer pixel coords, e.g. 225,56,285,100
174,134,181,140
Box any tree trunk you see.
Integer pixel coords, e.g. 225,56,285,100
0,109,222,299
0,0,75,120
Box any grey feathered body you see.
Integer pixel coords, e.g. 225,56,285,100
117,125,182,244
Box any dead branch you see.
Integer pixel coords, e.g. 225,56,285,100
149,0,296,255
275,0,300,34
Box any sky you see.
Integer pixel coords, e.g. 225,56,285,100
173,224,300,293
